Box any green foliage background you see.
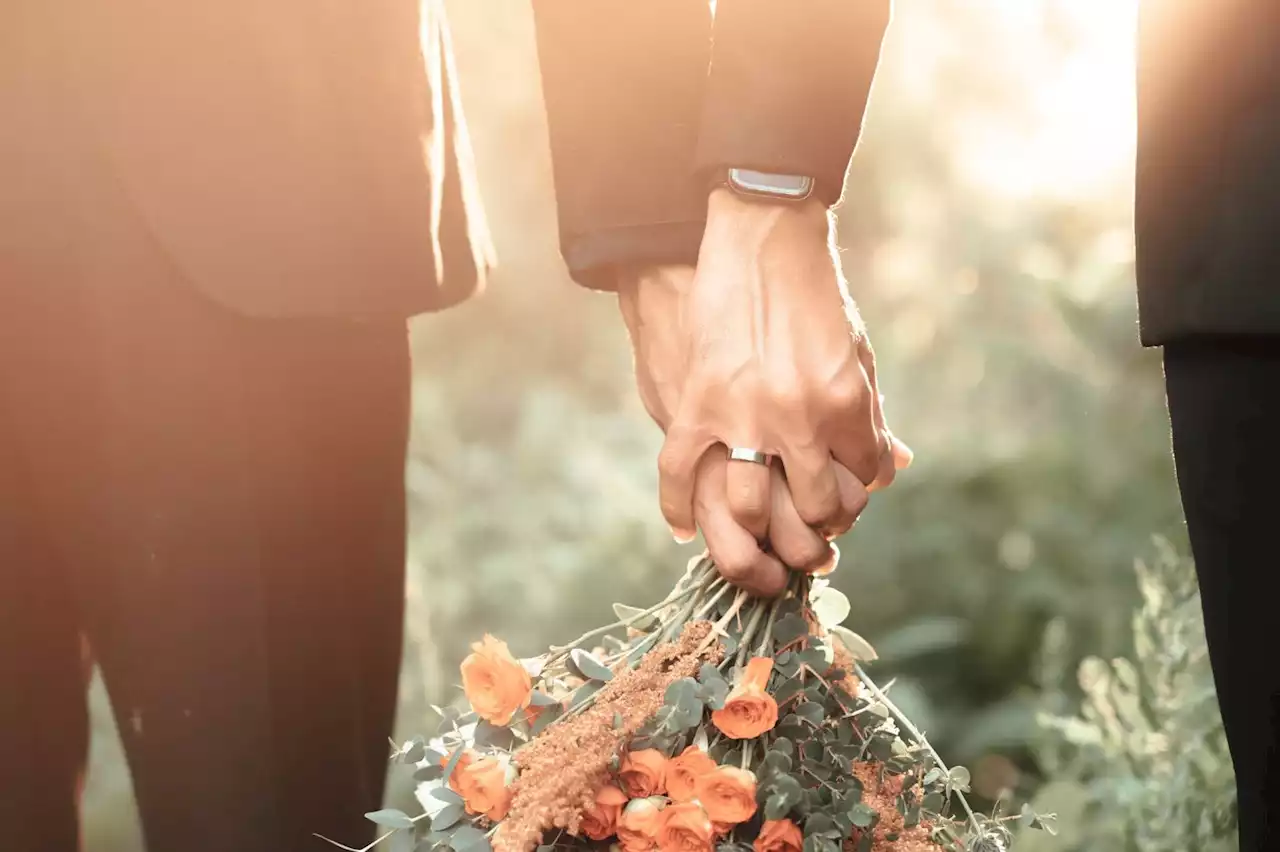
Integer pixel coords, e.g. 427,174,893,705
80,1,1223,850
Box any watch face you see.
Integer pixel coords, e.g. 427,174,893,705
727,168,814,200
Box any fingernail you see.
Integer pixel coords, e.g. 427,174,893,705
894,438,914,468
671,527,697,545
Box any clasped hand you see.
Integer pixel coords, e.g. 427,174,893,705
618,189,911,596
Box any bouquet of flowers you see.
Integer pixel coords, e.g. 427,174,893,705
350,556,1055,852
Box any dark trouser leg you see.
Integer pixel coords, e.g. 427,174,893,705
0,371,92,852
69,274,412,852
1165,338,1280,852
1,249,410,851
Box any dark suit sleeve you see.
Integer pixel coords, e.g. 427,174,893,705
696,0,892,207
532,0,713,290
532,0,892,291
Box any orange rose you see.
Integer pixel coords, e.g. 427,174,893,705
667,746,717,803
694,766,758,826
711,658,778,739
754,819,803,852
657,802,715,852
457,755,514,821
618,797,665,852
712,822,735,837
461,634,532,725
442,750,476,797
580,785,628,840
619,749,668,798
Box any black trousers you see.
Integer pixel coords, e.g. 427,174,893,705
0,129,411,849
1166,339,1280,852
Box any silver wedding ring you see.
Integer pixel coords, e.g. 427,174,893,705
727,447,771,466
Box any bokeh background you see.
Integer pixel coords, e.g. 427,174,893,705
82,1,1234,850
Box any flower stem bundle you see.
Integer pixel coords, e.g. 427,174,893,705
343,555,1056,852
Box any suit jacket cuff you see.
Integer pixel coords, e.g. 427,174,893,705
560,220,706,292
695,0,892,207
533,0,712,290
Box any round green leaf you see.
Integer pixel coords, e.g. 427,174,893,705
810,585,850,628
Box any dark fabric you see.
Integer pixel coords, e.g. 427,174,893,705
532,0,715,290
696,0,891,207
3,0,493,320
1165,337,1280,852
1135,1,1280,344
531,0,891,288
0,127,410,852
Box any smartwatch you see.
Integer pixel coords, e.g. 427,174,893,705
721,168,815,202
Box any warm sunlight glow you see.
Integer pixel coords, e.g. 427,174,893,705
952,0,1140,204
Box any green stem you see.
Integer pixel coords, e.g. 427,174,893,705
754,598,780,659
547,567,712,657
852,662,982,834
735,601,768,667
696,589,749,656
691,578,732,622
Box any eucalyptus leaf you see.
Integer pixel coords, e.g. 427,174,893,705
829,626,879,663
529,690,559,707
765,793,795,821
665,677,698,708
430,788,464,806
810,585,851,628
795,702,825,726
850,803,879,829
414,764,444,783
531,703,564,734
450,825,490,852
366,809,415,830
431,803,463,832
474,720,515,750
441,745,466,784
613,603,659,630
402,738,427,764
569,649,615,682
773,614,810,648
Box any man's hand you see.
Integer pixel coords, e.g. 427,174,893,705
618,263,872,596
649,189,911,544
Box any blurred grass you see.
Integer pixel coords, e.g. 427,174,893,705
82,0,1185,848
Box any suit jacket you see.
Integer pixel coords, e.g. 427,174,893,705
535,0,1280,346
8,0,494,320
1135,0,1280,344
5,0,892,326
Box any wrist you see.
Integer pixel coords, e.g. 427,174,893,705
704,186,832,244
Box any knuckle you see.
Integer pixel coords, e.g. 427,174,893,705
729,489,769,525
794,542,831,572
797,488,841,527
657,444,688,481
715,554,753,583
853,449,880,483
764,375,805,414
826,375,865,412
